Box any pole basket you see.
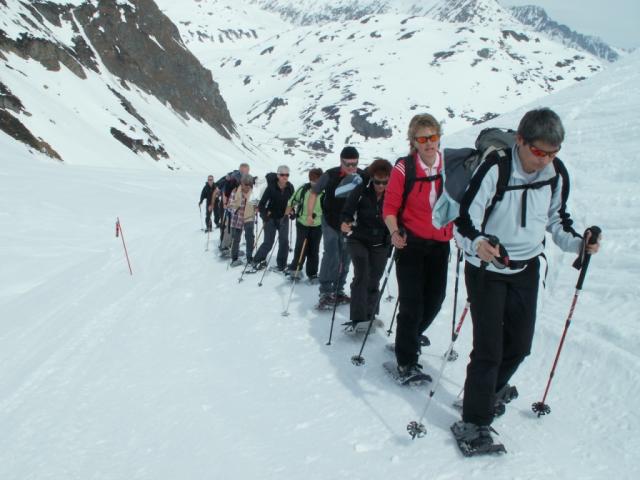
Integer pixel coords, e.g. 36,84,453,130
531,402,551,417
407,421,427,439
446,349,459,362
350,355,365,366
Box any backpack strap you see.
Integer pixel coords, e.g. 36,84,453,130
396,155,442,225
481,149,561,231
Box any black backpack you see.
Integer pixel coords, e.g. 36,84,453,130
432,127,561,229
291,183,312,218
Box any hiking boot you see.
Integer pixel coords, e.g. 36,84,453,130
419,334,431,347
230,259,243,267
336,292,351,304
246,260,267,273
396,363,432,384
307,274,318,284
316,293,336,310
451,421,494,449
494,384,519,417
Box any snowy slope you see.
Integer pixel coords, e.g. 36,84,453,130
205,11,602,170
0,0,251,172
1,50,639,479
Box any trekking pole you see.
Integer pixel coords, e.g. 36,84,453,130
407,301,470,439
239,222,265,283
447,248,464,362
326,236,346,346
226,229,237,271
288,217,293,252
258,234,279,287
351,248,396,366
199,204,204,231
115,217,133,276
384,280,394,302
386,297,399,336
282,238,309,317
532,226,601,417
205,230,210,252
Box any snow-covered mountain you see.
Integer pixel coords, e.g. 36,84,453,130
203,10,602,169
510,5,621,62
0,0,243,170
1,47,639,480
250,0,620,62
156,0,289,52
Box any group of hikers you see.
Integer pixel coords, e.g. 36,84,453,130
198,108,601,455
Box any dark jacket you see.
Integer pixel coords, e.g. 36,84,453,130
200,183,215,206
318,166,367,230
259,181,294,220
341,180,390,247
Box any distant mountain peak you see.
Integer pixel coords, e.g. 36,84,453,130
427,0,513,25
510,5,620,62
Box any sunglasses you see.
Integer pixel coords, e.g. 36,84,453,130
278,173,289,177
373,179,388,186
528,144,561,158
414,134,440,144
342,161,358,168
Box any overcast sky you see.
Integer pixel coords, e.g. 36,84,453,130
504,0,639,49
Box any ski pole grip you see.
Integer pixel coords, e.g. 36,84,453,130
576,225,601,290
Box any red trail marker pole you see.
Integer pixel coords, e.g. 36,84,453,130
115,217,133,276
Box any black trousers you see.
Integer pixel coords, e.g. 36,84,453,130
254,218,289,269
462,259,540,426
231,222,255,262
288,223,322,276
348,239,389,323
394,239,450,367
213,196,222,227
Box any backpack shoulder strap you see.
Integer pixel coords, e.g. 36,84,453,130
481,149,511,232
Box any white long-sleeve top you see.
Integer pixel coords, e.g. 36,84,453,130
454,146,583,274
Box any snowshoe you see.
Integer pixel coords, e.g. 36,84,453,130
229,259,244,267
306,275,318,285
450,421,506,457
383,361,432,386
342,321,374,335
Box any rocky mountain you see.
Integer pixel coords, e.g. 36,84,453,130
0,0,237,168
205,6,602,168
250,0,619,63
510,5,620,62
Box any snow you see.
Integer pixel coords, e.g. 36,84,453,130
1,43,639,479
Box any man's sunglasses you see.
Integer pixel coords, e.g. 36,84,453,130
414,134,440,144
342,160,358,168
278,173,290,177
528,144,560,158
373,179,388,186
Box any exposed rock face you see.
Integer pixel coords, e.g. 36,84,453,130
0,0,236,161
73,0,235,138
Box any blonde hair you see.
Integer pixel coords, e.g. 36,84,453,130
407,113,442,154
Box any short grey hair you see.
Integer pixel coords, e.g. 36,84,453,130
277,165,289,174
240,173,254,186
517,108,565,147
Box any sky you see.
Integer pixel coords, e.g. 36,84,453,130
504,0,640,49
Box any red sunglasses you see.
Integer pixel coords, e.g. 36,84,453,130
528,144,560,158
414,134,440,144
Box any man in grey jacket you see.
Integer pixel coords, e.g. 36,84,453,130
452,108,601,451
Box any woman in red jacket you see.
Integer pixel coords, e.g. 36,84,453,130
383,113,453,383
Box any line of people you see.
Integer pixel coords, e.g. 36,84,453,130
198,107,601,451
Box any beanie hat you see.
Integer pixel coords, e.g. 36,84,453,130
340,146,359,160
